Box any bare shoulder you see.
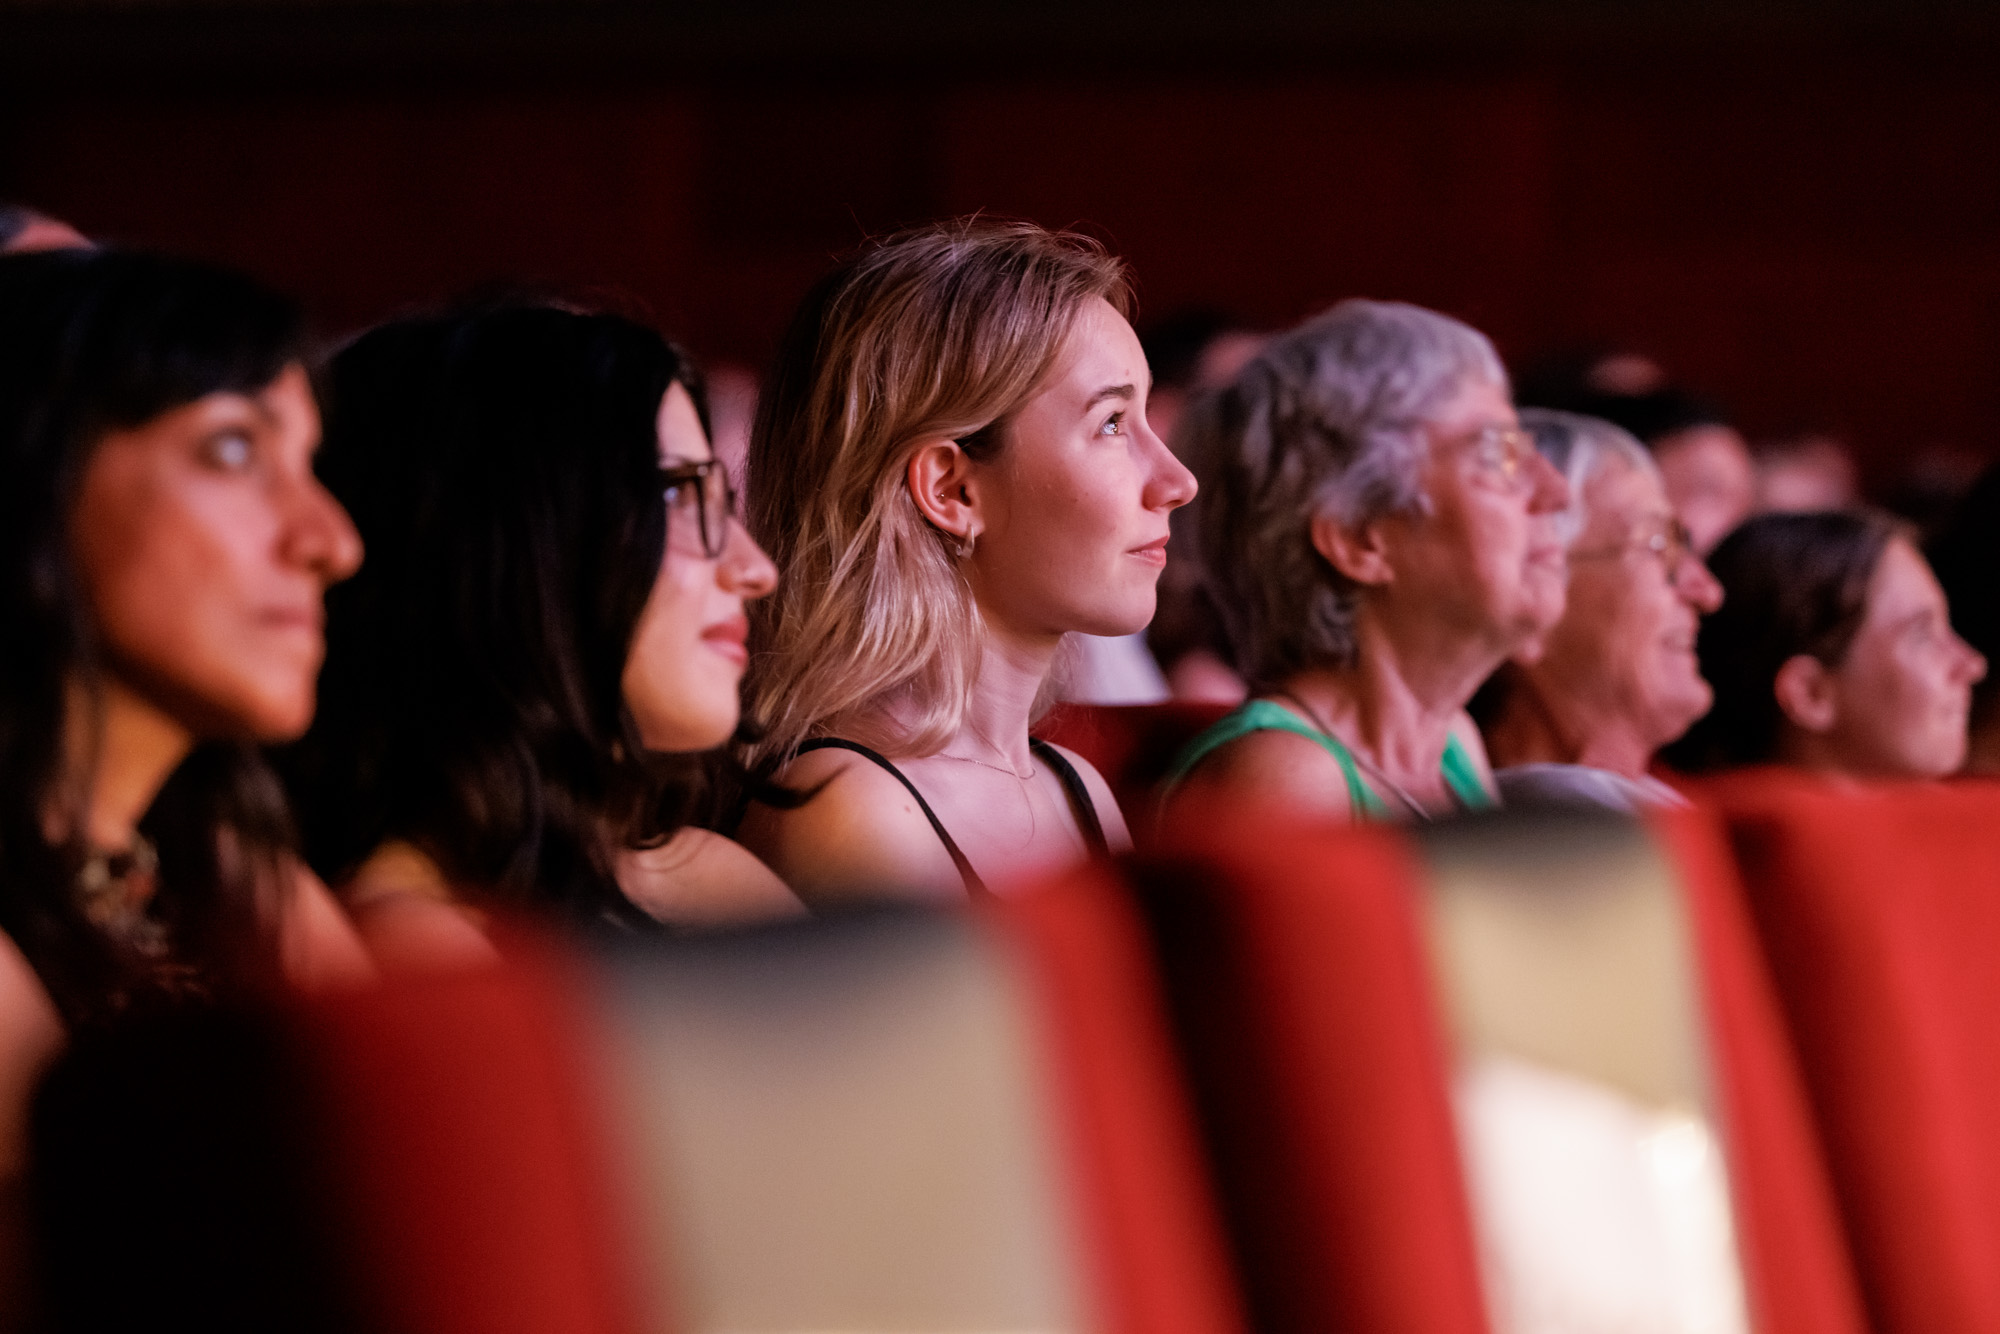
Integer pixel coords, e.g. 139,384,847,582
617,828,807,927
280,860,379,990
0,932,62,1179
1039,741,1133,853
1166,725,1354,822
338,842,497,976
736,747,967,905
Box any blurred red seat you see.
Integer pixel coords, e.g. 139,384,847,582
1687,771,2000,1334
1036,700,1230,832
1109,802,1867,1334
33,897,1245,1334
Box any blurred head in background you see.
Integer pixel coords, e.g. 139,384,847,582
1517,351,1754,556
1666,510,1984,780
0,202,89,254
1479,409,1724,785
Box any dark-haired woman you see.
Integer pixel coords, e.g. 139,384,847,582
283,303,794,968
1665,510,1986,778
0,248,372,1168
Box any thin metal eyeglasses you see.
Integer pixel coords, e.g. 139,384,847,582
1460,424,1540,494
662,459,738,559
1570,519,1698,573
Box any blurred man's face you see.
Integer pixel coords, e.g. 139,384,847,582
1652,424,1755,556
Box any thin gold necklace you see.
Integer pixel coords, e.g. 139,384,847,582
937,749,1038,782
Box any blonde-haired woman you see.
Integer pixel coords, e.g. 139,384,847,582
738,220,1195,902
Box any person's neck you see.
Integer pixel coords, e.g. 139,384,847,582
58,676,194,851
1484,669,1656,780
1290,609,1503,778
943,619,1063,771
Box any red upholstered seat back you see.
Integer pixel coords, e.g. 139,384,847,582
1649,806,1872,1334
1036,701,1231,831
1691,772,2000,1334
1119,810,1495,1334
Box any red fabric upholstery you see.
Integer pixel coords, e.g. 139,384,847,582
985,863,1250,1334
1123,808,1494,1334
1649,806,1871,1334
292,944,652,1334
1690,772,2000,1334
1035,701,1231,832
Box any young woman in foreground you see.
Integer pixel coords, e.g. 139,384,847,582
0,248,370,1166
737,220,1196,902
283,303,796,967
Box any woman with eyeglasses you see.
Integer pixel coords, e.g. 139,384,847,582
1473,409,1725,812
1161,299,1569,822
281,302,796,965
1662,510,1985,780
735,220,1196,902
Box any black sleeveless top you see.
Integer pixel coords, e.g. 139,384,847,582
795,737,1111,898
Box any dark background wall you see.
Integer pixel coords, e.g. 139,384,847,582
5,1,1999,491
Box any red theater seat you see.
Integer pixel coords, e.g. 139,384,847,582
32,902,1245,1334
1118,810,1495,1334
1116,804,1868,1334
1689,772,2000,1334
1035,701,1230,831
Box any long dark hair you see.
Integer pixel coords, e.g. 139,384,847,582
0,248,307,1025
280,303,719,925
1663,510,1900,772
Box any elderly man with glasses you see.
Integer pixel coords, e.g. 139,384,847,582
1475,408,1726,811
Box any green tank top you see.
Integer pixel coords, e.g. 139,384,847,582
1162,698,1494,821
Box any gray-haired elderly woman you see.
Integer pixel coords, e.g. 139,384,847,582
1477,409,1724,811
1163,299,1568,821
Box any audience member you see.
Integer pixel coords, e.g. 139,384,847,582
1477,410,1724,812
1753,432,1860,513
0,202,88,255
282,304,797,967
1925,462,2000,774
1665,510,1985,779
737,220,1191,901
0,249,370,1164
1162,299,1569,821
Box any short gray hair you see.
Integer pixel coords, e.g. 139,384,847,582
1517,408,1660,547
1176,298,1508,684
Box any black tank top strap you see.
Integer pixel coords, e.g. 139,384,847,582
1029,737,1112,858
795,738,989,898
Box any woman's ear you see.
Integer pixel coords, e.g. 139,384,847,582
906,439,980,544
1773,653,1840,733
1310,509,1395,587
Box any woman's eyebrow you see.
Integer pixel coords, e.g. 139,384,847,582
1083,383,1136,411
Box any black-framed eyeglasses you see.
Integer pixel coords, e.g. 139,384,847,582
662,459,738,559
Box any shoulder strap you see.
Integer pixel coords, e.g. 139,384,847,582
1439,733,1497,811
1029,738,1111,858
795,738,988,897
1161,699,1381,819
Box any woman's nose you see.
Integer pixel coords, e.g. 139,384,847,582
1144,424,1198,511
284,475,364,585
1526,450,1570,514
1676,555,1725,614
718,519,779,599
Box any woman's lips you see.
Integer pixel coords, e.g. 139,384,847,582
701,615,749,664
1128,535,1170,568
